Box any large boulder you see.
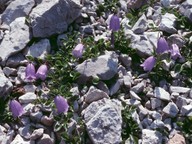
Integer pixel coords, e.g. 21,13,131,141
0,17,30,65
29,0,81,37
82,98,122,144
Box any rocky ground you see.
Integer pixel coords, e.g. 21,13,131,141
0,0,192,143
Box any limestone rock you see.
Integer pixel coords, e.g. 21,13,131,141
142,129,162,144
0,17,30,65
83,98,122,144
132,14,148,34
29,0,81,37
76,52,118,81
154,87,171,101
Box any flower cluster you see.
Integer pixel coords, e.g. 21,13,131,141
141,37,182,72
25,63,48,82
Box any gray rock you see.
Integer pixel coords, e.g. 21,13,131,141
70,86,79,97
123,75,133,88
154,87,171,101
3,67,17,76
132,110,143,129
109,79,122,96
83,98,122,144
76,52,118,80
144,31,161,48
170,86,190,94
1,0,35,25
30,111,43,122
24,39,51,60
138,105,149,120
124,99,141,106
57,34,68,47
41,116,54,126
179,0,192,22
96,81,110,95
131,81,145,94
24,84,37,93
150,119,165,130
142,129,162,144
19,92,37,104
130,90,141,100
159,13,177,33
176,96,187,109
119,54,132,68
0,17,30,65
11,134,35,144
151,98,162,109
0,70,13,98
164,118,172,131
17,66,26,83
37,134,54,144
163,102,179,117
84,86,109,104
141,118,153,129
80,25,94,34
161,59,175,71
6,53,26,68
180,105,192,116
30,128,44,140
18,124,32,139
151,111,162,120
167,34,185,48
29,0,81,37
132,14,147,34
161,0,171,8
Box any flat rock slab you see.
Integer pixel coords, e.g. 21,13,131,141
142,129,162,144
83,98,122,144
76,52,118,80
0,17,30,65
29,0,81,37
154,87,171,101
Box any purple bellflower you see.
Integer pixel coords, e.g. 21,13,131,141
109,15,120,32
170,44,182,60
9,100,24,118
140,56,156,72
156,37,170,54
36,64,48,81
54,95,69,114
25,63,36,81
72,43,84,58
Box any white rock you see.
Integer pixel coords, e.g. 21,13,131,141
11,134,35,144
180,105,192,116
154,87,171,101
142,129,162,144
19,92,37,104
163,102,179,117
130,90,141,100
170,86,190,93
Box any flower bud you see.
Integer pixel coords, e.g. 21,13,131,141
9,100,24,118
25,63,36,81
36,64,48,80
72,44,84,58
156,37,170,54
54,96,69,114
170,44,182,60
140,56,156,72
109,15,120,32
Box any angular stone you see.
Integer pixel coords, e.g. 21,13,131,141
84,86,109,104
170,86,190,94
151,98,162,109
0,17,30,65
154,87,171,101
176,96,187,109
37,134,54,144
19,92,37,104
141,118,153,129
132,14,147,34
142,129,162,144
0,72,13,98
159,13,177,33
40,116,54,126
18,124,32,140
29,0,81,37
109,79,122,96
3,67,17,76
168,133,186,144
131,81,145,94
179,0,192,22
76,52,118,80
123,75,132,88
83,98,122,144
96,81,109,95
11,134,35,144
163,102,179,117
150,120,164,129
24,39,51,60
130,90,141,100
30,128,44,140
125,99,141,106
119,54,132,68
180,105,192,116
6,53,26,68
138,105,149,120
1,0,35,25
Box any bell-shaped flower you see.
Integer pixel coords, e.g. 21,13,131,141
140,56,156,72
170,44,182,60
109,14,120,32
25,63,36,81
36,64,48,80
9,100,24,118
72,43,84,58
54,95,69,114
156,37,170,54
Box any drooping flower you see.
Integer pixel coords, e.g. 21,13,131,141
36,64,48,80
170,44,182,60
109,14,120,32
54,96,69,114
140,56,156,72
25,63,36,81
156,37,170,54
9,100,24,118
72,44,84,58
